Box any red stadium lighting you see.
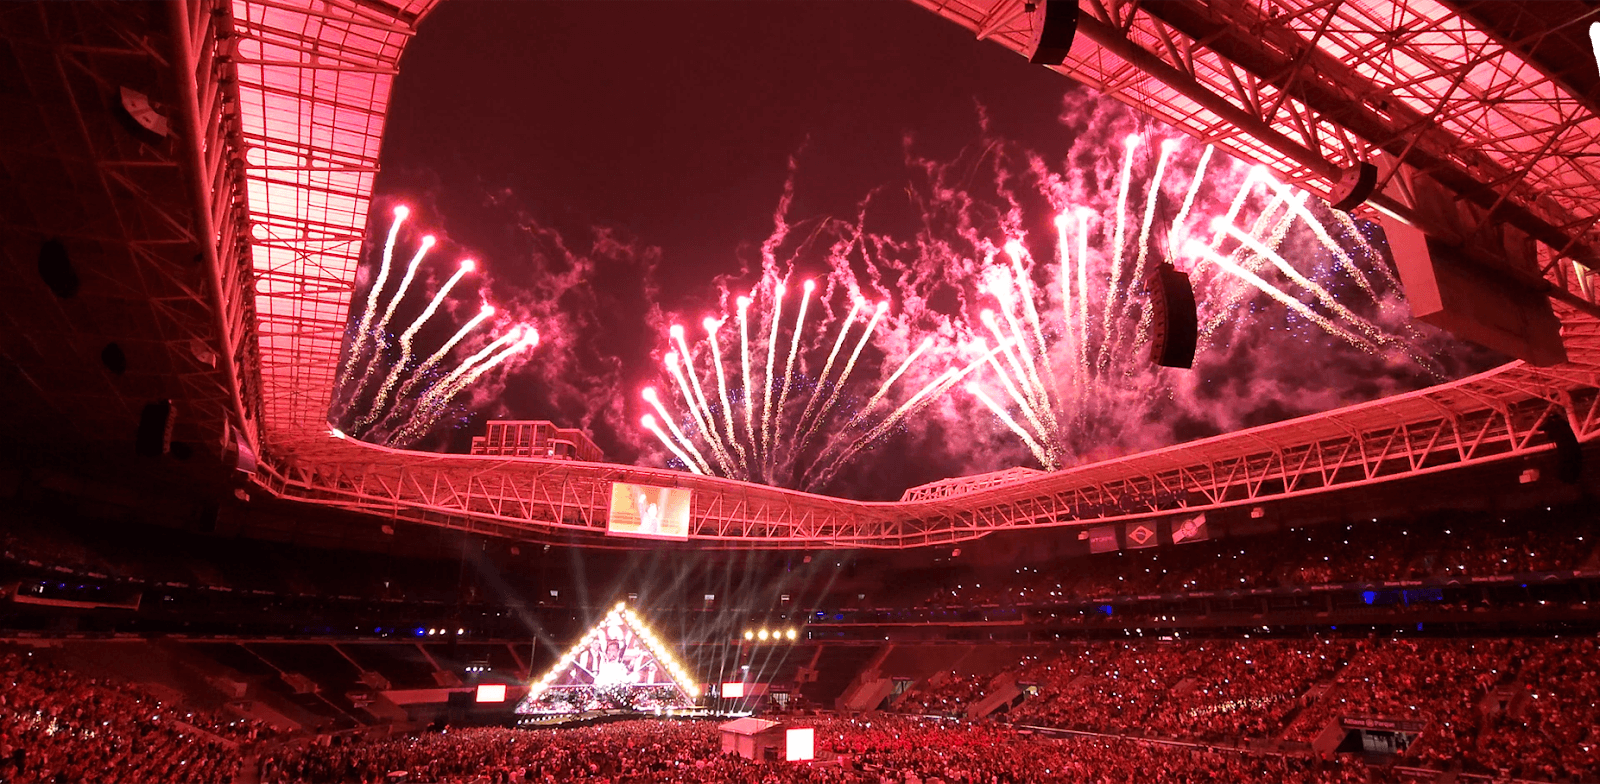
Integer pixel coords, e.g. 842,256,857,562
669,324,684,339
802,279,815,292
458,258,474,272
393,205,409,219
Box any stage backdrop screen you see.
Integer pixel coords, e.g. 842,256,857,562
608,483,691,540
475,683,507,703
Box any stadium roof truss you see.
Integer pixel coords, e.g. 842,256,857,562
158,0,1600,546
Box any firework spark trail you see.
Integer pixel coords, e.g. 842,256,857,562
344,236,438,410
983,351,1052,452
982,310,1036,408
354,257,472,433
1187,242,1376,350
372,237,436,338
760,284,785,460
643,387,712,474
641,415,704,476
812,338,1017,489
854,337,934,424
435,330,539,406
1004,240,1062,429
1114,138,1182,368
703,317,748,467
380,304,496,428
771,281,817,472
671,325,738,472
1207,166,1264,253
371,303,497,437
666,350,738,477
1222,221,1440,373
1133,140,1177,281
1098,135,1141,369
1054,214,1075,376
1329,209,1403,290
1269,186,1377,296
671,326,713,428
1074,207,1091,377
796,301,887,453
388,326,525,445
1220,222,1390,343
1169,145,1214,257
792,295,859,444
1200,197,1300,339
344,206,407,386
993,291,1054,434
736,296,757,464
967,383,1053,468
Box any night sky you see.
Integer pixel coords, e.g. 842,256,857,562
340,0,1497,500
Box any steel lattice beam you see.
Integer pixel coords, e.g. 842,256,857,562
198,0,1600,547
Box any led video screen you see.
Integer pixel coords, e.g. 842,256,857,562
515,609,695,715
475,683,507,703
608,483,691,540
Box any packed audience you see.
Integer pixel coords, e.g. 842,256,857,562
999,639,1348,743
924,515,1598,608
262,717,1376,784
895,672,989,717
890,636,1600,782
0,649,256,784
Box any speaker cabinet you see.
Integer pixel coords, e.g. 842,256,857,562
1145,262,1197,369
1028,0,1080,65
1542,412,1583,485
136,400,175,457
37,238,80,299
1329,162,1378,212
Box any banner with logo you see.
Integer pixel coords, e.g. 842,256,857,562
1124,521,1159,548
1169,512,1208,544
1088,525,1120,553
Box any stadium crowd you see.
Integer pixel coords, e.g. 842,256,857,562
921,515,1597,608
0,649,263,784
260,717,1376,784
894,636,1600,781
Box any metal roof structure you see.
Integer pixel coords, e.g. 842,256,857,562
3,0,1597,548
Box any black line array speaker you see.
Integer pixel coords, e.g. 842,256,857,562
1145,262,1197,369
1329,162,1378,212
1028,0,1080,65
100,343,127,375
1541,412,1583,485
37,238,80,299
136,399,175,457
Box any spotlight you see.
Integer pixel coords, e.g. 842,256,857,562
786,628,797,641
757,629,769,641
743,630,754,640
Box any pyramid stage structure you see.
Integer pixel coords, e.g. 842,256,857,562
516,602,700,716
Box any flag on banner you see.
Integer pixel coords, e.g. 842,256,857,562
1088,525,1120,553
1125,521,1159,548
1170,513,1209,544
